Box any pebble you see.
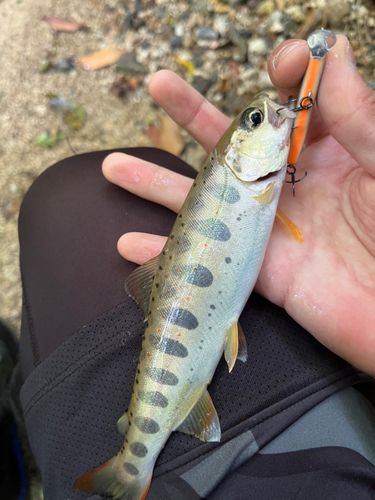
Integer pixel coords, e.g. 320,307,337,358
257,70,272,90
196,26,219,41
116,53,147,76
286,5,306,24
170,36,183,49
53,58,75,73
192,75,217,95
248,38,268,56
324,0,351,29
174,22,184,37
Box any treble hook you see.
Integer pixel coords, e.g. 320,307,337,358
284,164,307,197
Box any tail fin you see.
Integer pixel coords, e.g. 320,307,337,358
74,456,152,500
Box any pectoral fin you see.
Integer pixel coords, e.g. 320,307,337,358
177,390,221,442
276,207,304,243
116,413,128,436
125,256,159,315
224,322,247,372
253,182,275,205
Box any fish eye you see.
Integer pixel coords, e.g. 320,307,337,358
240,107,264,129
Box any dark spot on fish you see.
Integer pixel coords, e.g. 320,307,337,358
160,308,199,330
149,335,188,357
148,368,178,385
128,421,131,426
155,283,159,288
152,297,155,302
225,257,231,264
237,217,241,221
177,235,191,253
137,369,140,374
169,256,172,260
191,218,231,242
130,412,133,417
139,390,169,408
208,313,211,317
159,266,163,270
179,214,182,218
190,368,194,371
181,223,185,227
135,416,160,434
199,346,202,350
210,304,216,309
130,442,148,458
162,251,166,255
207,184,240,204
173,264,213,287
125,438,128,443
193,183,197,187
187,196,205,213
209,327,212,330
171,235,175,239
135,379,139,384
124,463,139,476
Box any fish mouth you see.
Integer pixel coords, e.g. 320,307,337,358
257,170,279,182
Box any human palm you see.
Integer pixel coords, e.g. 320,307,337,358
103,36,375,375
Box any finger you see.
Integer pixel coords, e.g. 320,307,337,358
103,152,193,213
149,70,231,153
268,39,329,146
118,232,166,264
316,35,375,177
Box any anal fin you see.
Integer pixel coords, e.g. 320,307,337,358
276,207,304,243
116,413,128,436
177,390,221,442
224,322,247,372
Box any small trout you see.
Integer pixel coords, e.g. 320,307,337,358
75,94,295,499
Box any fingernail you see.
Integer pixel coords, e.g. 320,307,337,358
272,41,301,71
346,41,357,69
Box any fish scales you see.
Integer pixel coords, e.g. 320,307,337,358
74,94,295,499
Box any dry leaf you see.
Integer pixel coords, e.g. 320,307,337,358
175,58,195,76
145,125,162,148
146,116,184,156
42,16,85,32
79,48,123,71
160,116,184,156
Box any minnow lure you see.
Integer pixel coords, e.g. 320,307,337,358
284,28,337,196
75,94,295,500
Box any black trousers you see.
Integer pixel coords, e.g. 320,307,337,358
18,149,375,500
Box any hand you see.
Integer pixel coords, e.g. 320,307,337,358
103,36,375,376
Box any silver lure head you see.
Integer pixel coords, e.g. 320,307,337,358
219,94,295,182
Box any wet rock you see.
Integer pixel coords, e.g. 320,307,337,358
268,10,285,34
170,36,183,49
116,53,147,76
248,37,268,57
174,22,184,37
53,58,75,73
256,0,275,16
197,26,219,41
192,75,217,95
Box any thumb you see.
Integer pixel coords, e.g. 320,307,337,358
318,35,375,177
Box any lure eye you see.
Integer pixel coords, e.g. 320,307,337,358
240,107,264,129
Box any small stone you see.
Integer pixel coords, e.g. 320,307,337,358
257,70,272,90
170,36,183,49
248,38,268,56
196,26,219,41
116,53,147,76
213,16,227,37
174,22,184,37
286,5,306,24
233,41,248,63
228,22,241,45
324,0,350,29
256,0,275,16
53,58,75,73
192,75,216,95
268,11,285,35
141,40,151,49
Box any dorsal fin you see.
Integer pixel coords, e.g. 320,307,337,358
177,390,221,442
125,256,158,315
224,322,247,372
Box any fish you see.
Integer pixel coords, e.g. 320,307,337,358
74,93,296,499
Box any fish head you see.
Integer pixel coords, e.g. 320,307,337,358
219,93,295,182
